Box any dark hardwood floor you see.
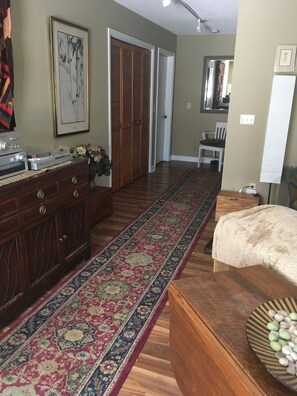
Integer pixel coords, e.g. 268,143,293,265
91,161,217,396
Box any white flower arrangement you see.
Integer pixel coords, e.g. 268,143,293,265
72,144,112,181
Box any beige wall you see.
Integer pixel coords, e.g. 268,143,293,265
223,0,297,204
11,0,297,204
171,34,236,158
11,0,176,166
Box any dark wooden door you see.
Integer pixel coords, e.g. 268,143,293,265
60,200,89,265
110,39,122,192
111,38,151,192
132,46,142,181
24,216,59,287
121,42,133,187
140,49,151,176
0,231,25,313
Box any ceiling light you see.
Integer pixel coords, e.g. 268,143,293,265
163,0,220,34
162,0,171,7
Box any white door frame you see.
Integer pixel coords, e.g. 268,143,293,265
153,48,175,170
107,28,155,179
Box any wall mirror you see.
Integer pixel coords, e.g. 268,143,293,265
201,56,234,114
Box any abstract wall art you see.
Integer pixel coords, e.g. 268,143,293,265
50,17,89,136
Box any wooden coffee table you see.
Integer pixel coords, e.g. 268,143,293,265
169,265,297,395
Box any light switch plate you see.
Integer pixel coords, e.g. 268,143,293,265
240,114,255,125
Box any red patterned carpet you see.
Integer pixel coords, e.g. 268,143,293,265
0,169,221,395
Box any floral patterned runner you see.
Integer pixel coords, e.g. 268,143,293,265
0,169,221,395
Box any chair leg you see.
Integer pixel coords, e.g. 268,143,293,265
197,147,202,168
218,150,223,172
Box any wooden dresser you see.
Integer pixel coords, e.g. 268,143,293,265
0,159,91,328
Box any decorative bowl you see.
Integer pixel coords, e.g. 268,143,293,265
246,297,297,392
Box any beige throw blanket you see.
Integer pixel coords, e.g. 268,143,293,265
212,205,297,285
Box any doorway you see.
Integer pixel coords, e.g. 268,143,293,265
155,48,175,167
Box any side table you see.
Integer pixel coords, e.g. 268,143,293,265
88,186,113,226
215,189,260,221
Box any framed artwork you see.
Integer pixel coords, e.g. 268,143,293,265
50,17,89,136
274,45,297,73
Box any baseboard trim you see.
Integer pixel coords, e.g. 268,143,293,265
170,155,213,164
170,155,197,162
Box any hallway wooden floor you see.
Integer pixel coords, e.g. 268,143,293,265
91,161,217,396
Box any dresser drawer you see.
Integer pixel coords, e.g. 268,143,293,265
59,169,88,190
60,183,88,206
20,182,58,208
21,197,59,225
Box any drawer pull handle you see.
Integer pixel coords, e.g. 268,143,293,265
37,189,45,199
59,234,68,242
72,176,78,184
39,205,47,215
73,190,79,198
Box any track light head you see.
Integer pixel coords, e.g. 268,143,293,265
162,0,171,7
163,0,220,34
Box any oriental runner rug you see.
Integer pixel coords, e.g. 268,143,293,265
0,169,221,396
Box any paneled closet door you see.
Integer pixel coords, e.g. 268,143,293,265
121,42,133,187
140,49,151,176
111,38,151,191
110,39,122,192
132,46,142,181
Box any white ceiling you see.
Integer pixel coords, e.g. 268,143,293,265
113,0,239,35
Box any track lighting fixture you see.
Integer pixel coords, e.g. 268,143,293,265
162,0,171,7
162,0,219,34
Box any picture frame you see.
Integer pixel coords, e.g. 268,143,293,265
50,17,89,137
274,45,297,73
